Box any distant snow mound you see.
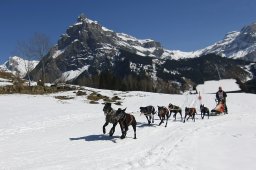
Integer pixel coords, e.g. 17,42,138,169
196,79,241,94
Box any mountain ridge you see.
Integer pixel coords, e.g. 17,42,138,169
200,23,256,61
2,15,255,93
28,15,255,93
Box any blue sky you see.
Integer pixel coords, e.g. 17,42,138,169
0,0,256,63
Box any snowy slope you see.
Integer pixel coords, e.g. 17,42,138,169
0,80,256,170
115,33,200,59
197,79,241,94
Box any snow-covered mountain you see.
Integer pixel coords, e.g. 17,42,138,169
51,15,199,61
201,23,256,61
29,14,201,91
114,21,256,61
29,14,254,93
0,56,39,78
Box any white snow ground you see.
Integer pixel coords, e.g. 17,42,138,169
0,79,256,170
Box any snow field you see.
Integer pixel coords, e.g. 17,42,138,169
0,80,256,169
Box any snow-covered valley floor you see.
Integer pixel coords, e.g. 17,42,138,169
0,80,256,170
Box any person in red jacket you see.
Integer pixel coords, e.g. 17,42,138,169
216,86,228,114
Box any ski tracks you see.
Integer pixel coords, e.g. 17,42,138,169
110,115,230,170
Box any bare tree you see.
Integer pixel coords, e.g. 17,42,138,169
16,33,52,86
16,40,35,86
30,33,52,84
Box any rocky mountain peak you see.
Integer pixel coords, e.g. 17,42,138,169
57,14,115,51
77,13,87,22
201,22,256,61
54,14,178,63
238,22,256,44
241,22,256,34
77,13,101,24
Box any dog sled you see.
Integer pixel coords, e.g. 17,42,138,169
210,99,227,116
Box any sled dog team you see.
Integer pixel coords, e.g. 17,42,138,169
103,86,228,139
102,102,211,140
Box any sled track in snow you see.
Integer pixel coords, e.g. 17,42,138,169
109,114,230,170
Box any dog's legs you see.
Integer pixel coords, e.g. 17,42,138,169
179,111,183,122
120,122,126,139
165,115,169,127
159,116,163,126
201,111,204,119
146,115,151,124
132,120,137,139
103,122,109,134
109,122,117,136
183,114,187,123
187,115,190,121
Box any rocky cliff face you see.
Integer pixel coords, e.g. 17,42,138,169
29,15,254,93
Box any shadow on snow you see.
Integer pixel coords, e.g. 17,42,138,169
136,122,158,128
69,134,119,143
